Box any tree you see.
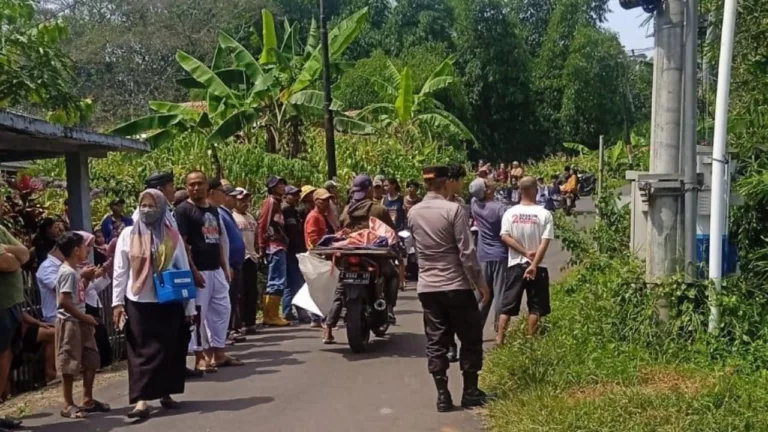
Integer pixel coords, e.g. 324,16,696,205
559,26,627,146
109,8,371,172
50,0,276,127
452,0,537,160
1,0,86,122
356,56,474,146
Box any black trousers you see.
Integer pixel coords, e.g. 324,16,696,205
85,304,112,369
242,259,260,327
229,266,243,331
419,290,483,375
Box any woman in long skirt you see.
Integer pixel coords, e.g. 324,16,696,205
112,189,195,419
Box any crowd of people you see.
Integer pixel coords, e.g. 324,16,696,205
475,160,582,212
0,157,564,427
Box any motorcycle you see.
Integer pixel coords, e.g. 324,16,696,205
578,172,596,196
312,248,398,353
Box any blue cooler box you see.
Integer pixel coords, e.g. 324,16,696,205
154,269,197,304
695,234,739,278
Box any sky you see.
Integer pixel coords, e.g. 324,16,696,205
604,0,655,54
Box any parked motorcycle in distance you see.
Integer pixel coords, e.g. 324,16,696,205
578,172,596,196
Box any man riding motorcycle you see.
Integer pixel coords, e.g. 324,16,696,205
323,175,399,344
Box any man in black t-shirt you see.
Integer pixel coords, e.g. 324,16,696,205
176,171,240,371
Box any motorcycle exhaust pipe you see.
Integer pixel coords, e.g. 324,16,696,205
374,299,387,311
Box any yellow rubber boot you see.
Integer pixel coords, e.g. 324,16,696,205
263,295,290,327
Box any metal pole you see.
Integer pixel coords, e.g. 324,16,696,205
598,135,604,202
708,0,738,333
647,0,685,322
320,0,337,180
682,0,699,283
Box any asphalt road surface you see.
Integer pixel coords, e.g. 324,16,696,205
20,199,594,432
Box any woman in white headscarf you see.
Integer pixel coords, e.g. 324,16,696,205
112,189,195,419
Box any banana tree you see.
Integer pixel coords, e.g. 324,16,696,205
109,8,372,164
356,57,475,147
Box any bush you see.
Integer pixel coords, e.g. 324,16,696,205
25,130,467,225
482,178,768,431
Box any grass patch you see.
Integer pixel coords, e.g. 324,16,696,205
482,192,768,431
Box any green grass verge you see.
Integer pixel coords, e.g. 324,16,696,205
482,195,768,431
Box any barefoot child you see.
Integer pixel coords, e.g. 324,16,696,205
55,232,110,419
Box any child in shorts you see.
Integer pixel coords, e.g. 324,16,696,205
55,232,110,419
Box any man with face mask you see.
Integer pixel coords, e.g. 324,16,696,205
216,182,247,343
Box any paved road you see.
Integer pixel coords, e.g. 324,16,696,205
20,200,593,432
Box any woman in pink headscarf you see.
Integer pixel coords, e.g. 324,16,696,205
111,189,195,420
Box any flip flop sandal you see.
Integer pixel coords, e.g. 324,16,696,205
83,400,111,413
195,365,218,373
60,406,88,419
322,336,336,345
213,357,244,368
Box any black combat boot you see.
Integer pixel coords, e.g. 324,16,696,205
432,374,454,413
461,372,489,408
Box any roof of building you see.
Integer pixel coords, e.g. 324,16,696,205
0,111,149,162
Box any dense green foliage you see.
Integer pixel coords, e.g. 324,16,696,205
1,0,90,124
41,0,650,160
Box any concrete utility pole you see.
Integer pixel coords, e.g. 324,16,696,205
682,0,699,283
647,0,686,321
320,0,337,180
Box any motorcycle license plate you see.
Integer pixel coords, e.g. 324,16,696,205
341,271,370,285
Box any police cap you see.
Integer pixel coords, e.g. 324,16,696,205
145,171,174,189
422,165,450,180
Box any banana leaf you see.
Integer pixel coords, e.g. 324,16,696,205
260,9,278,64
218,32,265,82
109,113,183,137
395,67,414,123
176,50,237,101
207,110,259,144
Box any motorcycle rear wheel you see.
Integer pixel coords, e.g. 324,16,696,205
345,299,370,353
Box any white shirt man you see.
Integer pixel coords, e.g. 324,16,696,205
497,176,555,343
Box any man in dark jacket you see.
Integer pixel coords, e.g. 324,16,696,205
324,175,398,344
282,186,307,322
339,175,395,231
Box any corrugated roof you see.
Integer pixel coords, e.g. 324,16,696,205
0,111,149,162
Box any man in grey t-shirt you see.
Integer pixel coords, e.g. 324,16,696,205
468,178,510,330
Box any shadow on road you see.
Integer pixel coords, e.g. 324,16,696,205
322,331,426,362
28,396,274,432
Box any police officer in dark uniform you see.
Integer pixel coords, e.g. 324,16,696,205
407,165,491,412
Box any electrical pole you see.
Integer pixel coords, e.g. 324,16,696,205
320,0,337,180
682,0,699,283
647,0,685,321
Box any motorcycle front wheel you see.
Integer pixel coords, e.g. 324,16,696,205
345,299,370,353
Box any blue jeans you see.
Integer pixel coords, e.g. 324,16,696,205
283,254,305,317
266,249,287,296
